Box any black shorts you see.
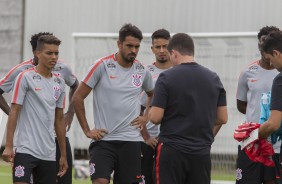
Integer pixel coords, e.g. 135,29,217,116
236,145,276,184
89,140,143,184
155,142,211,184
55,137,73,184
141,142,155,184
13,152,56,184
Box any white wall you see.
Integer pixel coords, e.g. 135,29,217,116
23,0,282,63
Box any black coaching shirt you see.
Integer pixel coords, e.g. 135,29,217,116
151,62,227,155
270,72,282,111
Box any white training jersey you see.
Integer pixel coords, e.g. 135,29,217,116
0,59,77,137
140,63,171,137
82,53,154,142
12,67,65,161
236,60,278,123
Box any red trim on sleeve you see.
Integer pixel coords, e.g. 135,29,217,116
155,143,163,184
83,54,114,83
0,59,33,86
12,68,34,103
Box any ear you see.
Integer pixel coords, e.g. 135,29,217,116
117,40,121,49
273,50,280,57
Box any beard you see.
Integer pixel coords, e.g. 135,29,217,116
122,52,136,63
158,59,168,63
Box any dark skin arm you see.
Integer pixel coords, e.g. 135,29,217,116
0,89,10,115
237,99,247,114
64,79,79,131
54,108,68,177
72,82,108,140
2,104,21,163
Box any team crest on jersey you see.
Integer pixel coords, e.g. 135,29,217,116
53,66,62,71
53,86,61,100
89,163,95,175
236,168,242,180
248,65,259,72
135,64,145,73
15,165,25,178
32,74,41,82
132,74,142,87
107,62,116,70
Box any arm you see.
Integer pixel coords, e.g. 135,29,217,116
72,82,108,140
237,99,247,114
2,104,21,162
259,110,282,138
131,90,154,129
54,108,68,177
213,106,228,136
0,89,10,115
64,79,79,131
140,125,158,149
149,106,164,125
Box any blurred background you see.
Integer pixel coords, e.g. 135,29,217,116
1,0,282,183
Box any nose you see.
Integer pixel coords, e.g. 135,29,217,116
131,47,137,53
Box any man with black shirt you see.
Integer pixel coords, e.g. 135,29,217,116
149,33,228,184
259,30,282,184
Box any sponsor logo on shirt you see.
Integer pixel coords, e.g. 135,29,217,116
136,64,145,73
109,75,118,79
32,74,41,82
53,66,62,71
14,165,25,178
54,77,62,84
248,65,259,72
89,163,95,175
250,79,258,83
147,66,155,72
107,62,116,70
53,86,61,100
132,74,142,87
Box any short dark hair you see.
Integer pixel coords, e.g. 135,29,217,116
151,29,170,43
257,26,280,39
119,23,143,42
167,33,194,56
30,32,53,51
36,35,61,51
261,31,282,54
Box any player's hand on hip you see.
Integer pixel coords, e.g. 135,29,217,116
2,147,14,163
145,137,158,150
86,128,108,140
57,156,68,177
131,116,148,129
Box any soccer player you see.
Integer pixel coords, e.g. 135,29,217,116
72,23,154,184
149,33,227,184
259,30,282,184
139,28,172,184
0,32,78,184
236,26,280,184
2,35,68,184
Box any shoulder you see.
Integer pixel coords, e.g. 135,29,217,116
243,60,260,73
